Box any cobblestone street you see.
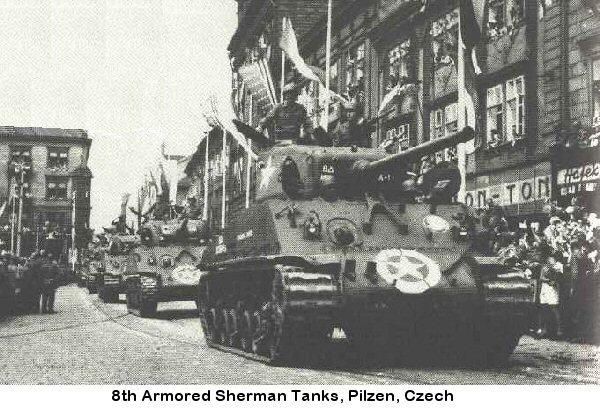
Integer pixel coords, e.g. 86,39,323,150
0,285,597,385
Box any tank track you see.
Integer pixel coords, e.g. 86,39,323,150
198,263,338,365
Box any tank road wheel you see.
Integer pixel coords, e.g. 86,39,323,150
266,304,285,362
209,308,224,344
250,310,263,355
220,309,239,347
240,310,255,352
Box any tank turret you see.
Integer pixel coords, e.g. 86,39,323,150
253,126,473,205
197,126,534,366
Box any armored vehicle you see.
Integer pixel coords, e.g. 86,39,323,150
97,234,139,303
197,126,535,365
125,216,207,317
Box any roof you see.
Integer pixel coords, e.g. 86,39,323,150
0,126,90,144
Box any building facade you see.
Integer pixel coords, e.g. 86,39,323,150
228,0,600,222
0,126,92,258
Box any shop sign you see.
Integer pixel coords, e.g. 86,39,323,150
465,175,551,208
556,161,600,197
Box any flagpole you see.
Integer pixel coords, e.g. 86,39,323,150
245,140,252,209
16,165,25,257
457,11,467,203
203,131,210,221
221,127,227,230
323,0,333,133
280,18,286,103
71,190,77,271
10,187,16,254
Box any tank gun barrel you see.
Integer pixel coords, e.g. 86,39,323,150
363,126,475,173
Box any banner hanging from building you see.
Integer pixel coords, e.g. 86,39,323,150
238,60,276,113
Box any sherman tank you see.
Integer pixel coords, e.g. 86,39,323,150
125,215,207,317
197,126,535,366
97,234,139,303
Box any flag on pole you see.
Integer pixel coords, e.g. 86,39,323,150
279,17,320,83
458,0,485,151
457,0,486,201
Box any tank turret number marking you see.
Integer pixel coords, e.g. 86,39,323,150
374,249,441,294
376,173,392,183
236,229,253,241
321,164,335,175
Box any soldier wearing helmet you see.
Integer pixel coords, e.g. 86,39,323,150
258,82,313,144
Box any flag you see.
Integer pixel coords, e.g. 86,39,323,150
279,17,320,83
159,163,170,204
459,0,485,74
378,82,418,116
459,0,485,52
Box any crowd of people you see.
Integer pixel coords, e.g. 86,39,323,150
481,197,599,344
0,249,62,317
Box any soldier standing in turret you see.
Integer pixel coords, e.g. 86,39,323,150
258,83,313,144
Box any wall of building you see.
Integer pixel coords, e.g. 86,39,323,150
0,128,92,255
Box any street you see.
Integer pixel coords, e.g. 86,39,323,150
0,285,598,385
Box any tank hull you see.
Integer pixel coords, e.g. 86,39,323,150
198,198,535,366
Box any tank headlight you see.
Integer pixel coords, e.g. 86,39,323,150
148,256,157,266
326,218,361,248
161,256,174,268
303,211,322,240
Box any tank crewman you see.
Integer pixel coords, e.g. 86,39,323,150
40,253,60,313
332,86,367,147
258,82,313,144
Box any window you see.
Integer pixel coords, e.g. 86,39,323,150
46,178,68,200
10,146,32,165
386,39,411,90
486,75,525,146
382,123,410,153
48,147,69,171
429,102,458,162
593,58,600,128
345,43,365,96
487,0,525,39
430,10,458,68
506,76,525,139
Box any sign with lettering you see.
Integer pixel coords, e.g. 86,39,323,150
465,174,551,208
556,162,600,197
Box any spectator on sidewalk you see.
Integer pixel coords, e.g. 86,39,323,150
536,250,564,339
40,254,60,313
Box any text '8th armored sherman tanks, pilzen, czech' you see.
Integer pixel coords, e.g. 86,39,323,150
196,125,536,366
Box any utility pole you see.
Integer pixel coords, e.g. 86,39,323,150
10,186,16,254
16,164,25,257
71,190,77,271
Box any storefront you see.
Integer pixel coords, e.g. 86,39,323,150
551,144,600,213
465,162,552,223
